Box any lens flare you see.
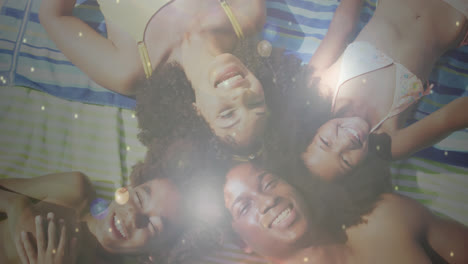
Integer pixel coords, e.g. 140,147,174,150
90,198,109,219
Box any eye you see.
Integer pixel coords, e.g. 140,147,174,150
238,201,251,217
341,156,351,168
320,136,329,147
263,179,278,191
148,221,157,235
136,190,143,208
219,109,235,119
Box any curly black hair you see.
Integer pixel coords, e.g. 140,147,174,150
135,36,331,164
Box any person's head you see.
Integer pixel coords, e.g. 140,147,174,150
94,177,181,255
223,162,318,259
189,52,268,154
136,37,281,156
302,117,371,181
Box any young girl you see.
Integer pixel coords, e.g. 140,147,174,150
0,169,182,264
301,0,468,180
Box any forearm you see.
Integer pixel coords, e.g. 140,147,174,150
0,188,29,215
0,172,96,210
308,0,363,70
39,0,139,94
391,97,468,159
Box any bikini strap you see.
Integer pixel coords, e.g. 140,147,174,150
220,0,245,39
138,41,153,79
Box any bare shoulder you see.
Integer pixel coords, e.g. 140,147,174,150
370,193,430,229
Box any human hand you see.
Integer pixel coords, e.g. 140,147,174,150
15,213,78,264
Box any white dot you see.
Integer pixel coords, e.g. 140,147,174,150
117,219,120,224
303,257,309,262
182,239,185,244
450,251,454,257
292,77,296,82
52,249,56,254
78,32,83,37
395,186,399,191
115,187,129,205
376,145,381,151
306,100,310,105
257,40,272,58
147,62,151,67
126,146,131,151
272,78,276,83
456,21,460,27
362,78,367,83
41,106,45,111
0,76,3,80
23,38,27,43
116,0,119,3
444,151,448,156
232,132,237,137
2,79,6,84
30,67,35,72
341,224,346,230
75,227,79,233
131,113,135,118
74,113,78,119
288,21,292,26
430,90,434,94
109,228,112,232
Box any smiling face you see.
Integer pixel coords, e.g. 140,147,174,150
190,53,268,153
93,178,181,254
224,163,313,258
303,117,370,181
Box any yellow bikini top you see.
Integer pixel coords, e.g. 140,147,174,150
97,0,244,78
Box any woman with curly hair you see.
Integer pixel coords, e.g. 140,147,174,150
0,132,223,264
300,0,468,181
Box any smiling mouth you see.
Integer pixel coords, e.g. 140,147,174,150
112,213,127,239
214,65,245,89
269,204,296,229
341,126,362,148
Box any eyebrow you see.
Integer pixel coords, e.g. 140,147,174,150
229,171,268,213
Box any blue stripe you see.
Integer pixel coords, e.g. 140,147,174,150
1,7,25,18
20,42,62,53
414,148,468,168
268,0,337,13
18,52,75,66
0,39,17,45
267,8,333,29
15,74,136,109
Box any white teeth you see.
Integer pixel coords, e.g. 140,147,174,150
216,74,242,89
344,127,359,142
272,208,291,226
113,215,126,238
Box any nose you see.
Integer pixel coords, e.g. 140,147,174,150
242,89,263,107
259,194,279,214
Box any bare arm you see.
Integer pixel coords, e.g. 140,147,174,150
39,0,142,95
391,97,468,160
424,205,468,263
307,0,363,72
0,172,95,212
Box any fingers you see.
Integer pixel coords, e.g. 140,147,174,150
22,231,37,264
56,220,67,256
15,233,29,264
35,215,45,254
47,212,57,251
69,237,78,264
